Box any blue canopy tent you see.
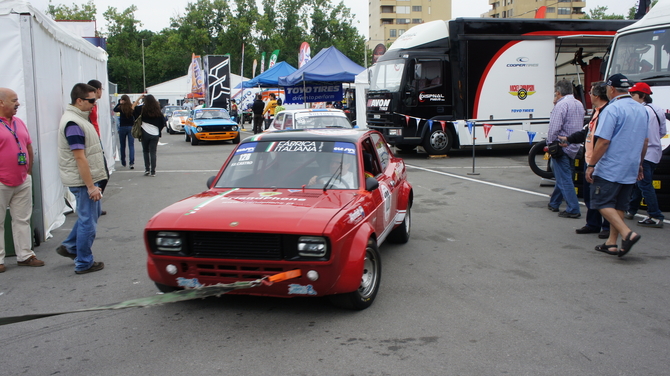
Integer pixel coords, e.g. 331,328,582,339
278,46,365,86
240,61,297,88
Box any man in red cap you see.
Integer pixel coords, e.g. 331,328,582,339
626,82,667,228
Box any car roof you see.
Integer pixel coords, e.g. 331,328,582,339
194,107,226,111
242,129,373,144
277,109,347,117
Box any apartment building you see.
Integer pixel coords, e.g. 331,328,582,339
488,0,586,19
368,0,451,48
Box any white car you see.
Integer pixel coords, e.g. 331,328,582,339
166,110,190,134
266,109,355,132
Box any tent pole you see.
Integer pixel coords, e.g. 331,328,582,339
303,73,307,109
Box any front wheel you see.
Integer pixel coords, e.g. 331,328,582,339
232,133,240,144
422,125,453,155
167,124,175,134
329,238,381,310
184,131,191,142
528,142,554,179
190,134,199,145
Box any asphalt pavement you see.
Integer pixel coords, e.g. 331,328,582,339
1,131,668,375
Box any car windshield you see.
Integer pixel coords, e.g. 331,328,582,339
369,59,405,92
172,110,189,117
610,27,670,82
194,109,229,119
216,141,359,189
293,114,352,129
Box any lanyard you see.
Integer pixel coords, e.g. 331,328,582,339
0,118,23,152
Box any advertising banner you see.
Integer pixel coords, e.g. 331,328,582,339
299,42,311,68
260,52,266,74
188,53,205,96
204,55,231,109
269,49,280,69
284,83,343,104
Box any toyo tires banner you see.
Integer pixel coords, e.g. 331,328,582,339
284,83,343,104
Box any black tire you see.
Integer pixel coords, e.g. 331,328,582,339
422,125,453,155
155,282,181,293
184,131,191,142
528,142,554,179
654,155,670,175
232,132,241,144
191,134,199,145
167,124,175,134
387,204,411,244
329,238,381,310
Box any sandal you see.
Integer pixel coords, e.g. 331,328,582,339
619,232,641,258
594,244,618,256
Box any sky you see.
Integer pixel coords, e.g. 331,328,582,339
28,0,641,39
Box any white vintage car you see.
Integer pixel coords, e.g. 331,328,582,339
166,110,190,134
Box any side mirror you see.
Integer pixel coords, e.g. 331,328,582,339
206,176,215,189
365,177,379,191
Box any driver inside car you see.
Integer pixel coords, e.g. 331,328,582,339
308,154,356,188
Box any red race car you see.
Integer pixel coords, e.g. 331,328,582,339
144,129,413,309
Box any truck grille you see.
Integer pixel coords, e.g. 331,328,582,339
190,232,282,260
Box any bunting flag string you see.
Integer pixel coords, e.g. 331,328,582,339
527,131,537,144
506,128,513,141
467,121,474,135
483,123,493,138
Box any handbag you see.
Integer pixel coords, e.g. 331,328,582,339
547,140,564,158
132,114,143,140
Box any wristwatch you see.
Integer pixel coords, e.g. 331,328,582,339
587,164,596,168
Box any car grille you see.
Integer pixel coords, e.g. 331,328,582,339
198,125,234,132
190,232,282,260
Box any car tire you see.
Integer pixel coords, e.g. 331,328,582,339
155,282,181,293
387,204,411,244
329,238,381,310
396,145,416,153
167,124,174,134
191,134,199,145
232,133,241,144
185,131,191,142
422,125,453,155
528,142,554,179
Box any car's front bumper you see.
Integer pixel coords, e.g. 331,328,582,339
193,131,239,141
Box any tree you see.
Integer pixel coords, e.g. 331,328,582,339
46,0,96,20
103,6,147,93
583,6,625,20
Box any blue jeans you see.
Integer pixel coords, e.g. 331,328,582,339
118,125,135,166
583,163,610,231
549,155,580,215
62,185,101,272
628,160,664,220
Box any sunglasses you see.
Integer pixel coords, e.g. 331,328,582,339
80,97,96,104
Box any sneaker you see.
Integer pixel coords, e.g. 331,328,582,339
56,245,76,260
75,261,105,274
598,230,610,239
624,211,635,220
547,204,559,212
130,164,134,170
638,217,664,228
17,255,45,267
558,211,581,219
150,173,156,177
144,171,150,176
0,264,5,273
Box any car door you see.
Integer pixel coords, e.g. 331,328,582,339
369,133,399,239
360,135,390,239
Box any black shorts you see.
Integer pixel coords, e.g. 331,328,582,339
590,176,634,211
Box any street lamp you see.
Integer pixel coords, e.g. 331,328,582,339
141,39,146,92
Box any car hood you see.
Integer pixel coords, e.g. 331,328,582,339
193,119,237,126
146,188,358,234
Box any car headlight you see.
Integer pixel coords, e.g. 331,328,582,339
297,236,327,257
231,125,238,131
156,231,183,251
196,126,203,132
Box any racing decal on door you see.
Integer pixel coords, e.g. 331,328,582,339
379,182,392,223
509,85,536,100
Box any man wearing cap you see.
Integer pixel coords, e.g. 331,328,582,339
626,82,667,228
585,74,648,257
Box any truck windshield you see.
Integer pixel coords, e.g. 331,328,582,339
369,59,405,92
610,27,670,81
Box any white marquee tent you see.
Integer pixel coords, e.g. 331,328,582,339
1,0,111,241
